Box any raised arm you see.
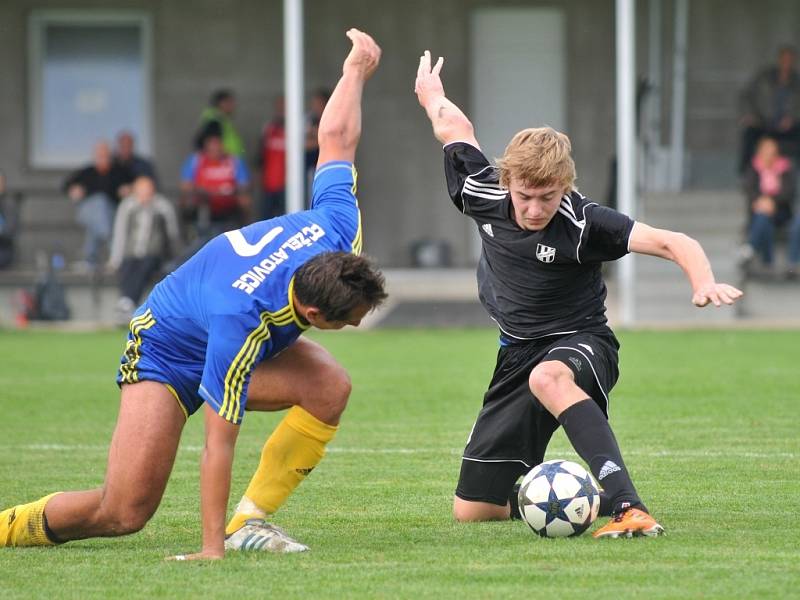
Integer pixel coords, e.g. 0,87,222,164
629,222,743,307
316,29,381,166
415,51,479,148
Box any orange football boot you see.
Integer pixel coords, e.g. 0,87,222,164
592,507,664,539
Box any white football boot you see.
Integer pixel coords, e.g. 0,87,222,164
224,518,309,553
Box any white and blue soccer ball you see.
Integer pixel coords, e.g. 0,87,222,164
517,459,600,538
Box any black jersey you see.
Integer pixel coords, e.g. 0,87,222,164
443,141,634,341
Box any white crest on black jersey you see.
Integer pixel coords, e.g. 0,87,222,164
536,243,556,263
481,223,494,237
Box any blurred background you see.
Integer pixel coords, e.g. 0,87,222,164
0,0,798,327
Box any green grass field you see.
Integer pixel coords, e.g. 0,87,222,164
1,328,799,599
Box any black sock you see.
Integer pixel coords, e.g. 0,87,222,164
557,399,646,515
508,483,523,520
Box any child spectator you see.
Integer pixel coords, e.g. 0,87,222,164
742,136,797,276
181,122,252,238
109,176,180,320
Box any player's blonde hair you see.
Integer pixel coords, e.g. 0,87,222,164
496,127,576,190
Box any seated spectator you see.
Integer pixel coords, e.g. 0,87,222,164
198,88,245,157
114,130,158,190
739,45,800,173
180,123,252,238
62,141,134,270
742,136,797,277
108,176,180,320
258,95,286,219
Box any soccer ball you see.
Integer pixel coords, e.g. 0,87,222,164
517,459,600,538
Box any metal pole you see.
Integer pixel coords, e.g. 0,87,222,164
669,0,689,190
284,0,304,213
616,0,637,326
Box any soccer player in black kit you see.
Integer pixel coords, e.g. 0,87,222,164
415,51,743,537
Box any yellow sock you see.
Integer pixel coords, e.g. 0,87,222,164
0,492,61,547
226,406,337,535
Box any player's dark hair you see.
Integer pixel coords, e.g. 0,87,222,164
210,88,234,107
294,252,387,321
194,120,223,150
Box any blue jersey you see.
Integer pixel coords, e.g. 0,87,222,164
117,161,361,424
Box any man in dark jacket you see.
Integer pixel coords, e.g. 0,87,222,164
739,45,800,172
63,141,133,269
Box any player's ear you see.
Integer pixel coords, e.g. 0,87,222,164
304,307,323,326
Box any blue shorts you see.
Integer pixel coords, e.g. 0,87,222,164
116,306,205,419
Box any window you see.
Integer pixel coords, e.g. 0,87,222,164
28,10,152,168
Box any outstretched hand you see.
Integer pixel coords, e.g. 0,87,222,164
692,282,743,307
343,29,381,80
415,50,445,108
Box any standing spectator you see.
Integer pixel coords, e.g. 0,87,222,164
739,45,800,172
109,176,181,320
114,130,159,190
181,123,252,238
304,88,330,205
742,136,796,275
62,141,134,270
259,96,287,219
198,88,245,158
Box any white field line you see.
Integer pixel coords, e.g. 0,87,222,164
3,444,796,459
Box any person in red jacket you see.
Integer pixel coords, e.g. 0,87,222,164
181,123,252,238
258,96,286,219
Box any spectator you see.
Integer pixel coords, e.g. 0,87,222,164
258,95,286,219
742,136,796,276
109,176,181,320
114,130,159,190
739,45,800,173
62,141,134,270
181,122,252,238
198,88,245,157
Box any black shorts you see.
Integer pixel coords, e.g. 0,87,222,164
455,331,620,505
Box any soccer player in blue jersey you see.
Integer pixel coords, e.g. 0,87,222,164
0,29,384,560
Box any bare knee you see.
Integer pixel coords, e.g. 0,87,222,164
529,362,573,402
96,498,158,536
453,497,510,522
326,364,352,414
305,363,351,421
